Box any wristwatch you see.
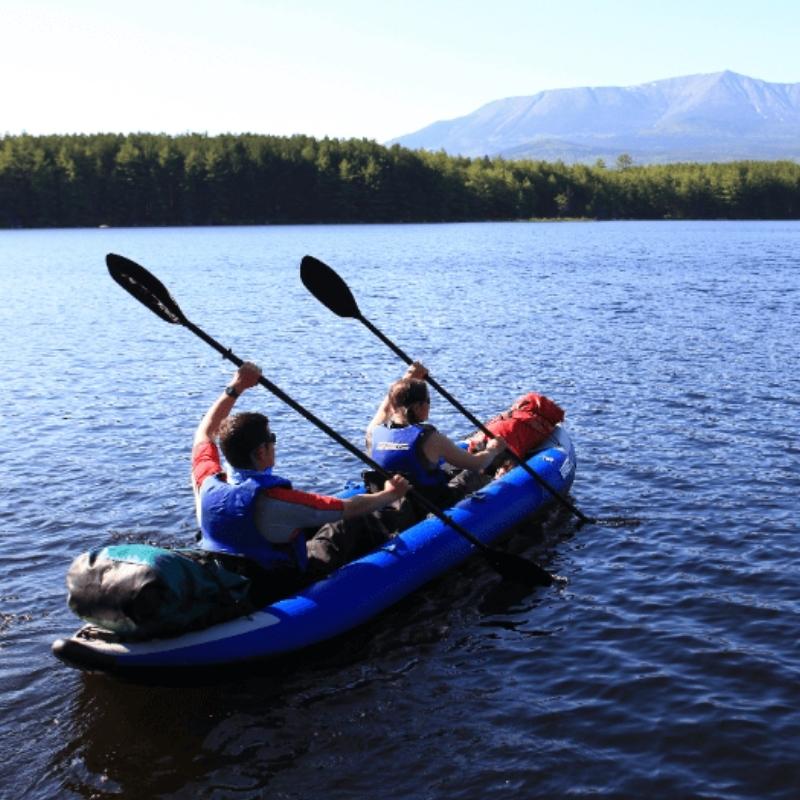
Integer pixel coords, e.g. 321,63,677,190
224,385,239,398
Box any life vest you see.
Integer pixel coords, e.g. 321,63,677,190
468,392,565,459
198,469,306,571
370,423,448,488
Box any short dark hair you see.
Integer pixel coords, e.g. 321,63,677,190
218,412,270,469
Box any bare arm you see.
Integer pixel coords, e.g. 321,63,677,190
365,397,392,451
422,431,506,473
342,475,410,518
193,362,262,447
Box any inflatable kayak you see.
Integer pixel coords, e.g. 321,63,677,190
52,426,576,675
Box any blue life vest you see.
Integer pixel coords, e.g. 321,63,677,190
198,469,307,571
370,423,448,488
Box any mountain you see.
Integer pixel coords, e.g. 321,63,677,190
388,72,800,164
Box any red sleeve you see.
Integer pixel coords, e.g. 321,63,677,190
264,485,345,512
192,441,223,489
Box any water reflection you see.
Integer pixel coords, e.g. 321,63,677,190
54,666,303,798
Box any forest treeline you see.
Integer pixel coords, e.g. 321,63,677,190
1,132,799,227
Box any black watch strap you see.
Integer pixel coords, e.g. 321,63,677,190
224,385,239,398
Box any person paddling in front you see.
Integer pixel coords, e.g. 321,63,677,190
365,362,507,513
192,362,409,600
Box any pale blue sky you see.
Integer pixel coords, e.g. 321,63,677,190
3,0,798,142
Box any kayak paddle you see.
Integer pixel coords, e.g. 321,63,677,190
300,254,638,528
106,253,555,587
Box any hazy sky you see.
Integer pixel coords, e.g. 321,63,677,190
3,0,799,142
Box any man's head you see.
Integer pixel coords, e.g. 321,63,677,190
218,412,275,469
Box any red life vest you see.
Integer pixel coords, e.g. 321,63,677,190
468,392,565,459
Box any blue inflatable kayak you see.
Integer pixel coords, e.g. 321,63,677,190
52,426,576,674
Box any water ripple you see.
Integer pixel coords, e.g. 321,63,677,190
1,221,799,799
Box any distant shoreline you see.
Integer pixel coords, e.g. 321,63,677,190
2,133,799,228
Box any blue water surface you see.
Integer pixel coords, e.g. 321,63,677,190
0,221,798,799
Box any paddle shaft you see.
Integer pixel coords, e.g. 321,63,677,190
358,314,596,524
184,318,522,558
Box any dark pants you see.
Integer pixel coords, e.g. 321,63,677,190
304,469,492,580
304,499,416,580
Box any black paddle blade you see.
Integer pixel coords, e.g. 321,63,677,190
106,253,186,325
300,255,361,318
485,549,554,587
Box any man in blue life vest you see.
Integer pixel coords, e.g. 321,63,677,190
192,362,409,592
365,362,507,509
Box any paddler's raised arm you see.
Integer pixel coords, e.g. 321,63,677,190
365,361,429,450
193,362,262,447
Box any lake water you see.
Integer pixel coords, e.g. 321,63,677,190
1,220,798,799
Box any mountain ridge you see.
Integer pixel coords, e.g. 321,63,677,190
388,71,800,164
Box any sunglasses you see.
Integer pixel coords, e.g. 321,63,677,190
264,431,277,446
